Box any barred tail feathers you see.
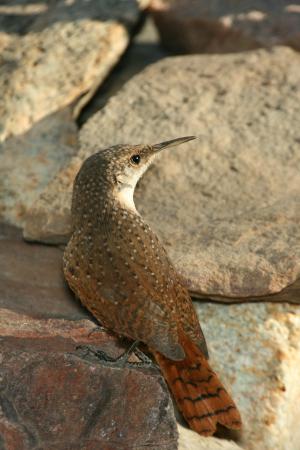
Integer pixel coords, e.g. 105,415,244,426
154,333,242,436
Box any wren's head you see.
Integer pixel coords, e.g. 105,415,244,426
72,136,196,220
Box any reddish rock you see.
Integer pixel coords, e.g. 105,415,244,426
0,223,85,319
149,0,300,53
0,308,178,450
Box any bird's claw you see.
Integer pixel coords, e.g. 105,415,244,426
75,342,154,369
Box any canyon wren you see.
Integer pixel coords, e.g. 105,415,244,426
63,136,242,436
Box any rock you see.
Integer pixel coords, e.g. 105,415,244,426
24,47,300,299
194,300,300,450
79,16,170,125
0,308,177,450
22,152,80,243
178,424,243,450
0,0,146,142
255,278,300,304
0,108,78,227
149,0,300,54
0,223,86,320
0,2,47,36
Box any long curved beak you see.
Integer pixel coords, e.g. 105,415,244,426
152,136,196,152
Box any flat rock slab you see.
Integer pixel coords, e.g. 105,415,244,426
149,0,300,53
0,0,144,142
24,47,300,299
0,223,86,320
0,308,178,450
195,300,300,450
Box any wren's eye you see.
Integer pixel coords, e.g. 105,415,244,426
130,154,141,165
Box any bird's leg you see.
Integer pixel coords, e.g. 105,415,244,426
132,347,154,366
87,324,107,338
76,340,153,369
94,340,153,368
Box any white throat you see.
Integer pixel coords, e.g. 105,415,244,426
113,156,156,212
116,183,136,211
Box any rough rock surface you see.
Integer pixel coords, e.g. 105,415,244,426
24,47,300,299
23,154,80,244
149,0,300,53
196,300,300,450
79,16,170,125
0,308,177,450
0,108,78,227
0,0,145,142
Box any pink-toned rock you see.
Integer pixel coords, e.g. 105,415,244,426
0,308,178,450
149,0,300,53
195,301,300,450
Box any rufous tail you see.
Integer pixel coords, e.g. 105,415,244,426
154,333,242,436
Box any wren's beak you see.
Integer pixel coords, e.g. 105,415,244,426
152,136,196,152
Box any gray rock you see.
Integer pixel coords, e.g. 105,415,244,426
79,16,170,125
149,0,300,54
0,108,78,227
0,0,145,142
23,153,80,243
23,47,300,298
194,300,300,450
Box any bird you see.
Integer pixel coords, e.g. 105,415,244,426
63,136,242,436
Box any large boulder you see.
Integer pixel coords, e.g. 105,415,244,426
0,308,177,450
24,47,300,299
0,0,145,142
149,0,300,53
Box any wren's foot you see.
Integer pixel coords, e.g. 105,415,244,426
76,341,153,369
87,324,107,339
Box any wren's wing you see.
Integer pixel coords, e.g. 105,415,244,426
103,215,208,361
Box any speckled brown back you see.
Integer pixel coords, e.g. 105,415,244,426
64,203,207,360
